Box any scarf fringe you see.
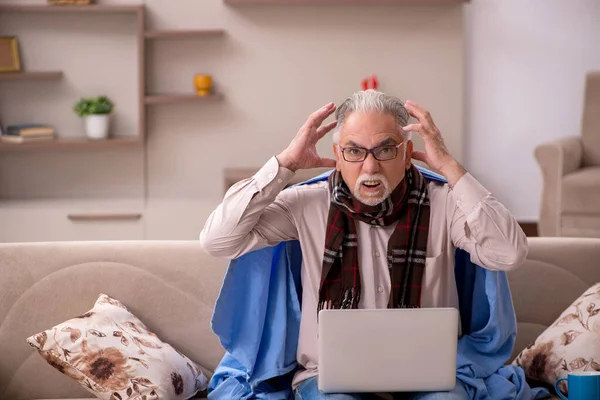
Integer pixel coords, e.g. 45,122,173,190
318,287,359,314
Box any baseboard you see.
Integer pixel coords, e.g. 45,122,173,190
518,221,538,237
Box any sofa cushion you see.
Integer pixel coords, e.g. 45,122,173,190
512,282,600,394
26,293,208,400
561,166,600,214
561,214,600,237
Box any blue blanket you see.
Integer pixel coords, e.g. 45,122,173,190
207,167,550,400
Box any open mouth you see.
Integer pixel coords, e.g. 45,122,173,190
361,181,382,191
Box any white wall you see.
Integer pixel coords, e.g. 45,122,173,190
464,0,600,220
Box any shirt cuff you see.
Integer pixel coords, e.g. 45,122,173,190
253,156,296,193
450,172,490,216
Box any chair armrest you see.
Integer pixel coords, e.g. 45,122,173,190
534,136,583,236
534,136,583,178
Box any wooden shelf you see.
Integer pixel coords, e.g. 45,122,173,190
224,0,467,4
145,93,223,105
0,137,142,152
0,4,144,13
144,29,225,39
0,71,63,81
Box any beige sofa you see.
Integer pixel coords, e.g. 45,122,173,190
1,237,599,399
535,71,600,237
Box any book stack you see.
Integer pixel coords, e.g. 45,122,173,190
1,124,56,143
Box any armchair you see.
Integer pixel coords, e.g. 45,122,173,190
535,71,600,237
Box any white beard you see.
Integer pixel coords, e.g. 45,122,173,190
353,174,391,206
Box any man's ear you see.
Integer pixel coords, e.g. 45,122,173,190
405,140,413,169
333,144,341,171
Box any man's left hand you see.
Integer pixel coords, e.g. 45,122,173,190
402,100,466,187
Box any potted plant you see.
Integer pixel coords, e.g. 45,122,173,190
73,95,114,140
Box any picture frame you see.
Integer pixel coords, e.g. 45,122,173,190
0,37,22,73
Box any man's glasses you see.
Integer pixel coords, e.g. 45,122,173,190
339,142,405,163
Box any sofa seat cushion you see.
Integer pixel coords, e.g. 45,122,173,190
26,294,208,400
561,214,600,237
513,283,600,394
562,166,600,214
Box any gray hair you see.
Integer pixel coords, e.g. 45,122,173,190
332,89,411,144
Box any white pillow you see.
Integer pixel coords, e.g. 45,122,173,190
513,282,600,393
26,293,208,400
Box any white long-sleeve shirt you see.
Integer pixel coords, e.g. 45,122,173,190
200,156,528,389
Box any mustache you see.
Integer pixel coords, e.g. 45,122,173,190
355,174,390,189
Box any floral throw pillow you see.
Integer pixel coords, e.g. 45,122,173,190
513,283,600,392
26,293,208,400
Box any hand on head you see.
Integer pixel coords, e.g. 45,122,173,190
402,100,453,174
402,100,465,186
276,103,338,172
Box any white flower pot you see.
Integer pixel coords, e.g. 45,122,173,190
84,114,110,140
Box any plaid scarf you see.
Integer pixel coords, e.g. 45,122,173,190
318,164,430,312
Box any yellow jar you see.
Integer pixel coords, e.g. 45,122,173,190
194,74,213,96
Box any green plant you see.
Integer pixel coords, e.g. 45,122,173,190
73,96,114,117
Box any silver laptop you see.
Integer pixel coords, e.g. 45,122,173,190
318,308,459,393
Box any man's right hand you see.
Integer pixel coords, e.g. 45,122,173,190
276,102,338,172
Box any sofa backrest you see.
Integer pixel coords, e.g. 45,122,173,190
0,241,228,400
582,71,600,166
508,237,600,361
2,238,599,399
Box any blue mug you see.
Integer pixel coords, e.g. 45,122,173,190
555,371,600,400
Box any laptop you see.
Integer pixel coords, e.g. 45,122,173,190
317,308,459,393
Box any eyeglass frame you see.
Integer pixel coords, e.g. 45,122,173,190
338,142,406,163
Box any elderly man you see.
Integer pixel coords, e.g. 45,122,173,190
200,90,528,400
